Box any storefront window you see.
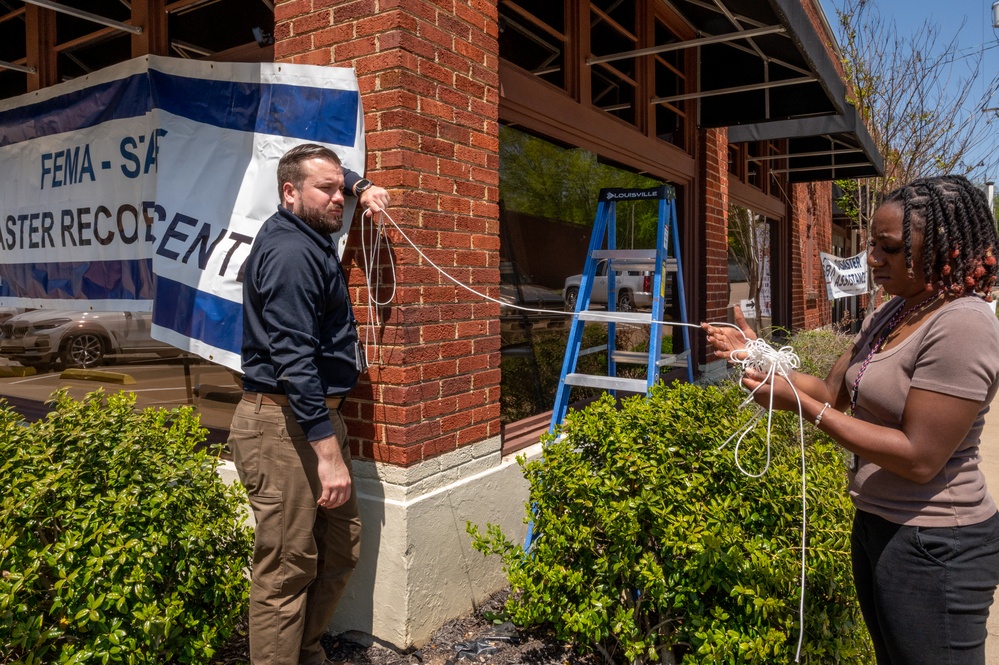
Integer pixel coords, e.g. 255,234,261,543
590,0,637,124
0,317,239,447
498,1,567,91
499,125,677,425
728,206,773,334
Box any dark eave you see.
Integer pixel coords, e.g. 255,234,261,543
654,0,883,180
729,112,885,182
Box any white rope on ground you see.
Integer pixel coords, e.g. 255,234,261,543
358,208,810,662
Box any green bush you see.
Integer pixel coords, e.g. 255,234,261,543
777,327,854,379
470,381,872,664
0,390,252,664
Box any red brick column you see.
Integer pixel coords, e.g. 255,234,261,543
699,128,730,328
273,0,502,466
789,181,833,330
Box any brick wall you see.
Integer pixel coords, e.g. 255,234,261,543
789,181,833,330
699,128,730,326
273,0,502,465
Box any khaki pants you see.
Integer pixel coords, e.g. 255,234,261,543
229,399,361,665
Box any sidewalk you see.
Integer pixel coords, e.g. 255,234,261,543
979,413,999,664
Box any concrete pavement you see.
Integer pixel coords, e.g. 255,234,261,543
981,412,999,664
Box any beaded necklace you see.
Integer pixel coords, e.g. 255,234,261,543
850,290,944,414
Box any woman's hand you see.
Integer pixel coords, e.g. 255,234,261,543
740,368,802,412
701,305,757,362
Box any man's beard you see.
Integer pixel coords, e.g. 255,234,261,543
297,204,343,234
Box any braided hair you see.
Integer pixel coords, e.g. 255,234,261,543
882,175,998,300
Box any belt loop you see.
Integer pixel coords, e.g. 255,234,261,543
254,392,263,414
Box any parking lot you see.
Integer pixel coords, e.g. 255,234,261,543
0,355,241,445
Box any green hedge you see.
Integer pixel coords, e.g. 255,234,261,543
471,381,872,664
0,390,252,664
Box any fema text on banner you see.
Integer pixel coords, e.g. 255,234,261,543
0,56,365,371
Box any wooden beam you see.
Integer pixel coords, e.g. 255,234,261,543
54,26,117,53
164,0,219,13
0,6,26,25
25,3,56,91
132,0,169,56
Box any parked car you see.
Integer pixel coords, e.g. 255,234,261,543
0,309,179,369
0,307,22,325
563,259,673,312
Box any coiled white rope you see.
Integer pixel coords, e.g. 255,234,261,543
357,208,810,662
357,209,396,364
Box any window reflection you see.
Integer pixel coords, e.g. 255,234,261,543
0,313,239,447
499,1,567,90
499,126,681,426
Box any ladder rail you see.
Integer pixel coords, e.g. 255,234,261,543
671,198,694,383
606,203,618,384
550,199,612,425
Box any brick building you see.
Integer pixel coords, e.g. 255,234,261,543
0,0,881,648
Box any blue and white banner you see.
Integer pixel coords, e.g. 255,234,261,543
0,56,365,370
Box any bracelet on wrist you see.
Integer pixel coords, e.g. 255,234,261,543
814,402,832,427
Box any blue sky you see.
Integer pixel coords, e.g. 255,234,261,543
817,0,999,181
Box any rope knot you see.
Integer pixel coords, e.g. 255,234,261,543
733,339,800,378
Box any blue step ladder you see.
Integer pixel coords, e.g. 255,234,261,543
549,185,692,433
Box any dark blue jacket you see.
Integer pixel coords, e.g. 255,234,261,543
240,206,359,441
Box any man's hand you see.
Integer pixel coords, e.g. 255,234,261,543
358,185,391,216
311,434,351,509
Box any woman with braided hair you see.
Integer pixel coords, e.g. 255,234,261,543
704,174,999,664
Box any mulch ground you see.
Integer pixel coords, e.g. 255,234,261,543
211,589,603,665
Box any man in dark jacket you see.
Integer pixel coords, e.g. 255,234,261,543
229,143,382,665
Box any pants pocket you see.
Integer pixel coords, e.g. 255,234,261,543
248,492,286,586
914,525,960,566
229,425,265,491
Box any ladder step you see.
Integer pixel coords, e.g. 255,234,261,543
667,349,691,367
591,249,657,260
564,373,649,392
591,250,678,272
577,311,652,324
580,344,609,356
610,349,691,366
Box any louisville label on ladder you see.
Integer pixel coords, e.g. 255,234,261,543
550,185,693,432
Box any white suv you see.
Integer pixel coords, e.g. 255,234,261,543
0,310,179,369
562,259,674,312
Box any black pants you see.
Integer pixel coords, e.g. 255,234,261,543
852,510,999,665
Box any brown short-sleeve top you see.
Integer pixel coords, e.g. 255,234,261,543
847,296,999,527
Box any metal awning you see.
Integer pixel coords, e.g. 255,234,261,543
653,0,883,180
729,113,885,182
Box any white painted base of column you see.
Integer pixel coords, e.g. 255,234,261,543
217,437,540,650
327,437,538,649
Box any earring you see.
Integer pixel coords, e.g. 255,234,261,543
906,267,915,279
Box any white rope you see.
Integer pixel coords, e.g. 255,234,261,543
358,209,728,333
719,337,808,662
357,207,809,662
357,210,396,366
